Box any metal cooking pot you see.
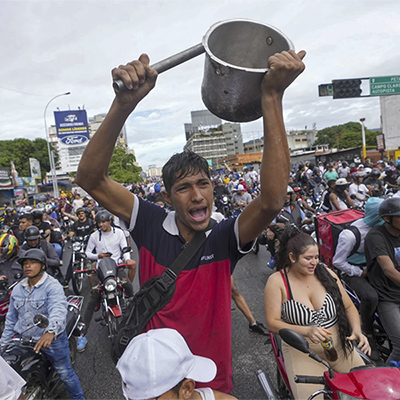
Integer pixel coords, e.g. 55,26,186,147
113,18,294,123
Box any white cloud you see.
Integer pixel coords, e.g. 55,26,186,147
1,0,399,169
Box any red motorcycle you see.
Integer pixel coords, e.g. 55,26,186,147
257,328,400,400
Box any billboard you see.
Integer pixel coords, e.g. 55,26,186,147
29,158,41,179
54,110,90,146
0,167,12,188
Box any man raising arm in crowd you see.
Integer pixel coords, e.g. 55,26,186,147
75,50,305,394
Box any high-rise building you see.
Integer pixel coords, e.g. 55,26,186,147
184,110,243,167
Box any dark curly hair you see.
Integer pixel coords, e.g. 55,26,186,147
276,225,352,356
162,150,211,193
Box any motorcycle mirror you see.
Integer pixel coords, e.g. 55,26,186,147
33,314,49,329
121,246,131,254
279,328,310,354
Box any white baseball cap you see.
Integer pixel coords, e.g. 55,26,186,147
116,328,217,400
235,184,245,191
335,178,351,186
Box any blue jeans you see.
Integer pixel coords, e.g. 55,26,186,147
377,301,400,364
52,242,63,259
44,331,85,400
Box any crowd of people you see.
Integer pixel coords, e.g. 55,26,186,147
1,46,400,400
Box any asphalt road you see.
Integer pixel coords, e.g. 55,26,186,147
62,241,276,400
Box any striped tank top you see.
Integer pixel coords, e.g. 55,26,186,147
280,269,338,329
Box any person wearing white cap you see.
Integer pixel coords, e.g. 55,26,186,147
329,178,355,211
231,184,252,209
116,328,237,400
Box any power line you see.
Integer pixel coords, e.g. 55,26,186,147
0,84,46,97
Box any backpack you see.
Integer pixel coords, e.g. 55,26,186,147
315,209,364,268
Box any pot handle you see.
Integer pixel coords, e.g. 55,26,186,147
113,43,205,93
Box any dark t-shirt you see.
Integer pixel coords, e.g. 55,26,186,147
71,218,94,238
366,225,400,303
36,221,51,236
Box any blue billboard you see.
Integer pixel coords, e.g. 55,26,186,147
54,110,90,145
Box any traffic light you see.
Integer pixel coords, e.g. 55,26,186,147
333,79,362,99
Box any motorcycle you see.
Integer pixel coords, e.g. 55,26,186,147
216,195,232,218
73,248,132,342
340,277,391,362
1,295,85,399
70,235,90,295
61,215,72,236
257,328,400,400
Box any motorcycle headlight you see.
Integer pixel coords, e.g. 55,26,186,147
306,198,313,207
338,391,361,400
104,278,117,292
72,242,81,251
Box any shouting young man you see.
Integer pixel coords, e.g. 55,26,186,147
76,49,306,393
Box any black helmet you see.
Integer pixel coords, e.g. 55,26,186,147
95,210,112,223
5,207,14,213
25,225,41,240
379,198,400,218
0,233,19,260
370,168,381,178
18,248,48,269
31,209,43,220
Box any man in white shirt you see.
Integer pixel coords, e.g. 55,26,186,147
349,173,369,208
77,210,136,352
71,193,84,214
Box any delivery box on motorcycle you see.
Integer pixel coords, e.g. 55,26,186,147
315,209,364,268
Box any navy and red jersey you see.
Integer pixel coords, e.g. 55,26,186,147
128,195,250,394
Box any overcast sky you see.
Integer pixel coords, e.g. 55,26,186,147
1,0,399,169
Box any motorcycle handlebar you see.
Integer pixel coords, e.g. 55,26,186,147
73,263,133,274
73,268,95,274
117,263,134,269
294,375,325,385
2,337,38,351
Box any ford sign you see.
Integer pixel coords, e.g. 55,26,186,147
61,135,88,145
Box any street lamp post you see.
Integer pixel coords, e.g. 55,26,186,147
360,118,366,161
44,92,70,198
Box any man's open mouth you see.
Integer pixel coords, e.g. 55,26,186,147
189,207,207,221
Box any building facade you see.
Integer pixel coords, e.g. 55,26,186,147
184,110,243,167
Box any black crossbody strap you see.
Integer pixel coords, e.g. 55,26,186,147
161,218,216,285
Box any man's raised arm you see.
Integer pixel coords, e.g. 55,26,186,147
239,50,306,246
75,54,158,222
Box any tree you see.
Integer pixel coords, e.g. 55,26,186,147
313,122,379,149
108,147,142,183
0,138,57,179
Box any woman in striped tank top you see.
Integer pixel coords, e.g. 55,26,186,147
264,226,370,400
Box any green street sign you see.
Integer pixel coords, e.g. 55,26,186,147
318,83,334,97
370,76,400,96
